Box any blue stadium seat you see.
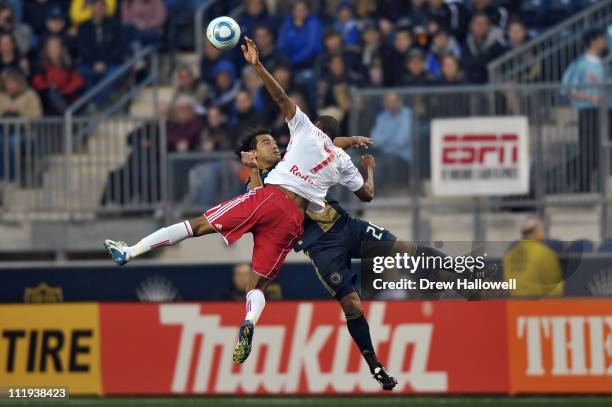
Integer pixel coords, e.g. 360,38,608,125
568,239,595,253
543,239,565,253
597,239,612,253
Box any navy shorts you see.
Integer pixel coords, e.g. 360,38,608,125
305,216,397,300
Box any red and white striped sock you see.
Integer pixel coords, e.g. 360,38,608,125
127,220,193,259
245,289,266,324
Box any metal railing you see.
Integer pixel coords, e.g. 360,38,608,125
349,81,612,240
2,82,612,242
488,0,612,84
1,117,166,217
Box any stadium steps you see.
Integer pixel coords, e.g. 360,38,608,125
129,86,175,116
2,121,138,213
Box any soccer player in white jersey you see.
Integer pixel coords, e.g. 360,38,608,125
103,37,375,364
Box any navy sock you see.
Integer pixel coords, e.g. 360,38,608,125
346,313,380,372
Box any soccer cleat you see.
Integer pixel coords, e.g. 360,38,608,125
104,239,130,266
372,365,398,390
233,320,254,364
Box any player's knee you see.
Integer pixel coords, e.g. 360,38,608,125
189,217,213,237
245,271,270,292
339,292,362,317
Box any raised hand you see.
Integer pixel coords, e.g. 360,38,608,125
241,36,259,65
241,151,258,168
350,136,373,149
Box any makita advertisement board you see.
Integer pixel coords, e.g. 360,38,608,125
1,300,611,395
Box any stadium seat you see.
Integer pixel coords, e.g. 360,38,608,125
597,239,612,252
567,239,595,253
543,239,565,253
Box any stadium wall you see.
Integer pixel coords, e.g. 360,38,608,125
1,300,611,396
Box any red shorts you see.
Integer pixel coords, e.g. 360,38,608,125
203,185,304,279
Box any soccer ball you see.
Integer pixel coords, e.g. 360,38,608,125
206,16,241,51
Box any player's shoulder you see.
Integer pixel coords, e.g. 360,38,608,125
332,146,355,164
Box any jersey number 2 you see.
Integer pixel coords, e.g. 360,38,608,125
366,222,385,240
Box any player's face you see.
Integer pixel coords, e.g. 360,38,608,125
254,134,281,167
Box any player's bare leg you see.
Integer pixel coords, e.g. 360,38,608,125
104,216,215,266
233,271,270,364
339,291,398,390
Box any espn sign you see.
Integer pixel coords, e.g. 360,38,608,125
431,117,529,196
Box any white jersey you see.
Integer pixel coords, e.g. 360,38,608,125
264,107,364,213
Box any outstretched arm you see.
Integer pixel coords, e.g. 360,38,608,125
242,36,296,120
333,136,373,150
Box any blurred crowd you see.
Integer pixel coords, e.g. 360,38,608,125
0,0,171,117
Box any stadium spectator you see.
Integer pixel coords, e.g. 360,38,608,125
318,54,356,127
41,6,77,58
70,0,116,28
333,2,361,46
461,13,505,83
209,59,241,114
101,122,161,205
166,95,205,152
503,218,564,297
32,36,84,115
241,65,265,114
438,54,466,85
469,0,509,30
383,28,414,86
165,65,207,119
402,49,436,86
0,33,28,77
314,29,361,82
253,25,286,70
562,28,609,193
201,105,231,151
407,0,430,30
216,263,282,300
24,0,65,38
184,105,240,210
426,29,462,80
427,0,470,43
503,19,540,82
0,69,42,183
120,0,167,49
238,0,276,39
369,93,412,190
0,69,42,118
277,0,323,71
0,3,32,55
360,23,384,78
229,90,262,136
199,39,222,83
76,0,126,105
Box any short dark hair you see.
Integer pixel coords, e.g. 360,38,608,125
315,115,340,140
584,28,605,48
234,128,272,159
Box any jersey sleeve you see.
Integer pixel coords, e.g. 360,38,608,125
337,150,364,192
286,106,315,139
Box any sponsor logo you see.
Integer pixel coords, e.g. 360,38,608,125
289,165,315,185
517,315,612,377
135,276,179,302
23,283,63,303
159,303,448,393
